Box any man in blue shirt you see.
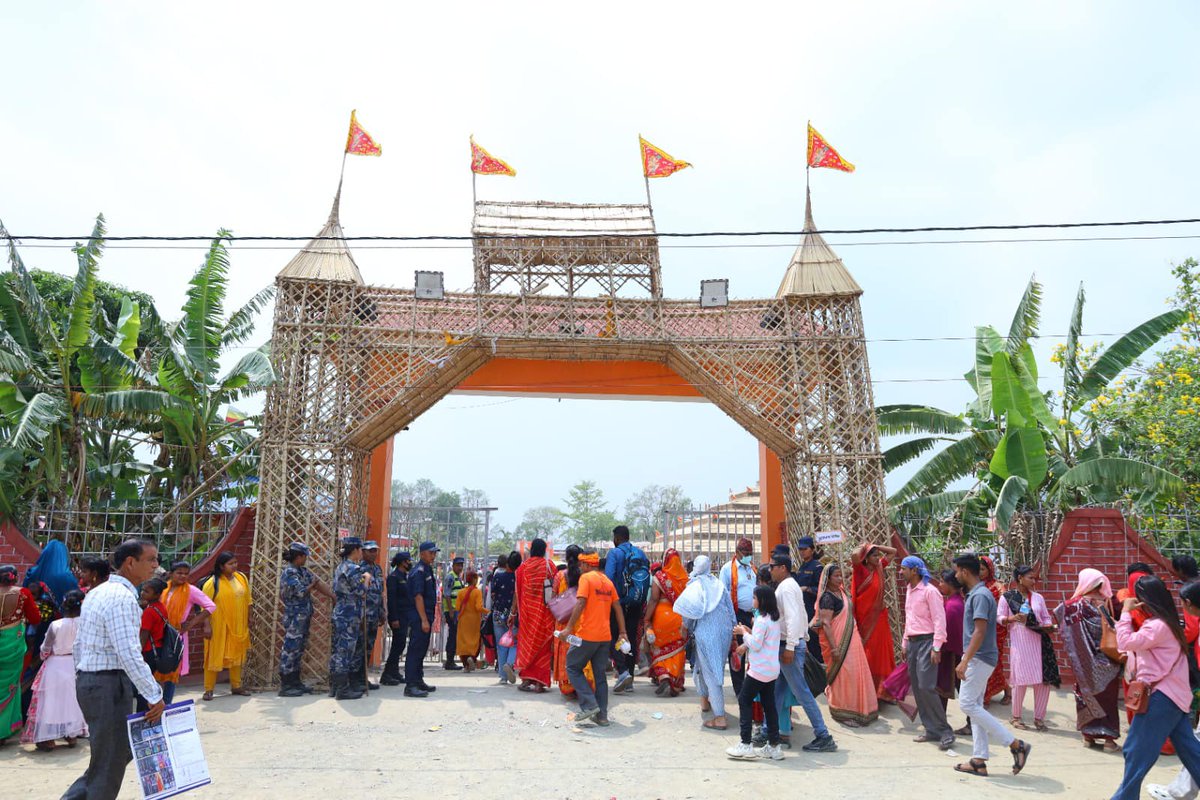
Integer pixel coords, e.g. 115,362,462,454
605,525,648,693
404,542,440,697
719,536,757,697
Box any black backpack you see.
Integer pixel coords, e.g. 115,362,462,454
620,544,651,608
145,607,185,674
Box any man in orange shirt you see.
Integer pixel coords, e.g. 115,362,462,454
560,549,629,726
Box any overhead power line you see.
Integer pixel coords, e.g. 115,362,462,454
7,215,1200,243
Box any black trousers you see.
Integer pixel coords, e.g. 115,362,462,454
444,612,458,662
729,609,754,696
384,618,409,677
406,623,430,684
611,602,644,676
738,674,780,746
62,671,136,800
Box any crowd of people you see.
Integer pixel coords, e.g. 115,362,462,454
5,532,1200,800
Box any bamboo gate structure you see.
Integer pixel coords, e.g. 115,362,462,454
245,186,892,689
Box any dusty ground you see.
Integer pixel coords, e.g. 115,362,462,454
3,664,1185,799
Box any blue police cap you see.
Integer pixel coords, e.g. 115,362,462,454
362,540,379,551
343,536,362,548
419,541,440,553
452,556,465,564
391,551,411,566
796,536,815,550
288,541,310,555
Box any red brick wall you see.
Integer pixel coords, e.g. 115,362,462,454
1042,508,1172,685
0,518,43,574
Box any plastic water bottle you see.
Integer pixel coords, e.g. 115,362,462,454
618,639,632,655
566,634,583,647
1020,601,1031,615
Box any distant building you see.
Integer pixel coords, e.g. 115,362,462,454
650,485,762,566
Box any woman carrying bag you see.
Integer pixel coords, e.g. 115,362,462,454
1110,575,1200,800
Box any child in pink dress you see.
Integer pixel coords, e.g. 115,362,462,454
21,590,87,750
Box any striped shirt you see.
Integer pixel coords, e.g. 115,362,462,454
74,574,163,704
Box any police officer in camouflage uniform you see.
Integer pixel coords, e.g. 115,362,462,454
353,540,385,692
329,536,368,700
278,541,333,697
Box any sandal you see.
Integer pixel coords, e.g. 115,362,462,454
65,737,77,748
1011,718,1029,731
1103,739,1120,753
1033,719,1048,732
954,758,989,777
702,719,728,730
912,733,938,743
231,687,251,696
1010,739,1031,774
36,741,57,751
202,691,214,701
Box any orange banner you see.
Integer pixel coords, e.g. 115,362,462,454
470,137,516,176
640,136,691,178
807,124,854,172
346,110,382,156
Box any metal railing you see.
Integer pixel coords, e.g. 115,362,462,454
658,507,761,568
893,507,1064,573
1124,507,1200,561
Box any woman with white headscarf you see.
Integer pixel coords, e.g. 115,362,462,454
675,555,735,729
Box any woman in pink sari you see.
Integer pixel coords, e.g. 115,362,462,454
511,538,555,692
813,564,879,726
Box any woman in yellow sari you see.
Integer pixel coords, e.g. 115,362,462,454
812,563,878,726
455,571,484,670
154,561,215,704
200,552,252,700
643,549,688,696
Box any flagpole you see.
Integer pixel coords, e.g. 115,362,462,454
643,172,653,212
472,171,477,206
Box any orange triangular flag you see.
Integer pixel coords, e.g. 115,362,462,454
807,124,854,172
470,137,516,176
346,110,382,157
640,136,691,178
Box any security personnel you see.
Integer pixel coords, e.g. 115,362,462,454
793,536,825,662
442,556,466,670
405,541,440,697
329,536,368,700
354,540,385,691
278,541,333,697
382,551,413,685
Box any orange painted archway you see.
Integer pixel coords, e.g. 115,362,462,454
362,357,786,557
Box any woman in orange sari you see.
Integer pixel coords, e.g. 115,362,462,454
851,542,897,697
553,546,592,697
511,538,555,692
813,564,879,726
979,556,1012,707
644,549,688,696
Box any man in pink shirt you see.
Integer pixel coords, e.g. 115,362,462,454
901,555,954,750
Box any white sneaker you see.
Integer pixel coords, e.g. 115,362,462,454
1145,786,1175,800
755,743,785,761
725,742,758,760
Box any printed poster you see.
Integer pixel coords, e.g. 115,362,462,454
127,699,211,799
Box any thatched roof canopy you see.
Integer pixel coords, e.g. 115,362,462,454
775,188,862,299
278,184,364,284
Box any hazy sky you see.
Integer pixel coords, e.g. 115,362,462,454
4,3,1199,530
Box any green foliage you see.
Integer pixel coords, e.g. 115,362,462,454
562,480,618,546
623,484,693,539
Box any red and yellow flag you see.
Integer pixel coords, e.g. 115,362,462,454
807,124,854,172
470,137,516,176
640,136,691,178
345,110,382,156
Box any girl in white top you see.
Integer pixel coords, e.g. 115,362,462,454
727,585,784,761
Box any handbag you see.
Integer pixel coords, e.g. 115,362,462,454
803,647,828,697
542,558,555,605
1127,650,1185,716
499,626,515,648
548,587,578,623
1099,606,1126,664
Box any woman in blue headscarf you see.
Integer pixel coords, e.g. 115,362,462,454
24,541,79,606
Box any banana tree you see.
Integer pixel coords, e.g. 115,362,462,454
883,275,1185,540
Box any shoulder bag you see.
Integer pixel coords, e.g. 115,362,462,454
1099,605,1126,665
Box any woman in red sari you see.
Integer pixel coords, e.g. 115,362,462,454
979,556,1012,707
851,542,897,697
511,538,555,692
644,549,689,696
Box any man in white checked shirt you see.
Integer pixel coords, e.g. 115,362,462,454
62,539,165,800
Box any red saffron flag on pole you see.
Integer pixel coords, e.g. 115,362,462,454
807,124,854,172
345,110,382,156
470,137,516,176
640,136,691,178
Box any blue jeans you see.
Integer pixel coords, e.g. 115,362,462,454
494,618,517,668
1112,691,1200,800
776,643,829,740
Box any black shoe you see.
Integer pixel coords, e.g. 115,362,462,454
332,673,364,700
802,735,838,753
294,672,315,694
404,685,430,698
444,662,464,671
417,682,437,693
278,673,304,698
380,673,404,686
328,672,338,698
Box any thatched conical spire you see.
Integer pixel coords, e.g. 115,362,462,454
775,186,861,298
278,179,364,284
